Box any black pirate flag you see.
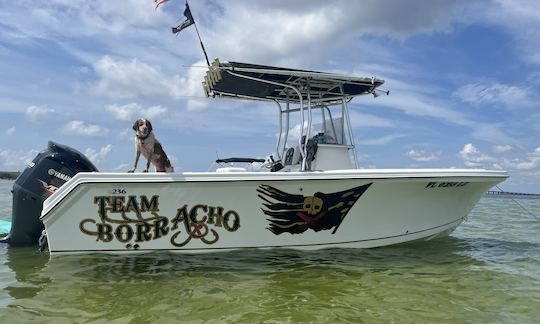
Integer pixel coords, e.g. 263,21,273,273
257,183,372,235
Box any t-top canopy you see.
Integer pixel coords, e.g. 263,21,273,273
203,59,384,104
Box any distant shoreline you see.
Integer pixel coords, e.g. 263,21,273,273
0,172,20,180
485,190,540,199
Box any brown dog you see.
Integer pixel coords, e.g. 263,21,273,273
128,118,174,173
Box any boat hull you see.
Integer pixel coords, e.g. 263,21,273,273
40,169,507,254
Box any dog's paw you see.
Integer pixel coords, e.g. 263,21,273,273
127,168,135,173
142,169,149,173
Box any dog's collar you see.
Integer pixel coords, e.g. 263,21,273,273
137,133,150,140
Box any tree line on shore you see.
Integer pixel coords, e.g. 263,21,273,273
0,172,20,180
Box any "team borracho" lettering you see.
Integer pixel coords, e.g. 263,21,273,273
79,195,240,249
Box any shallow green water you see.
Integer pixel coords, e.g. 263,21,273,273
1,179,539,322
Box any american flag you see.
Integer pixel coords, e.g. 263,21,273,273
155,0,170,9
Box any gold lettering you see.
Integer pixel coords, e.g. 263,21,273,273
86,197,240,247
79,218,98,236
96,223,113,242
141,195,159,212
207,206,223,226
223,210,240,232
153,217,169,239
125,195,140,214
115,224,133,243
111,196,125,213
189,204,208,224
171,205,189,230
94,196,110,220
135,222,152,242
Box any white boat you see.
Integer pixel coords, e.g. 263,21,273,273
6,59,508,254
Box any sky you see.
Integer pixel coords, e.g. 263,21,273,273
0,0,539,193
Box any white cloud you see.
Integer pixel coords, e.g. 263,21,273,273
105,103,168,122
90,56,206,100
6,0,162,38
144,105,168,119
76,0,162,35
492,144,513,154
25,105,55,123
459,143,497,168
6,127,15,135
84,144,113,164
0,149,39,170
91,56,173,99
2,1,476,66
62,120,108,137
207,0,472,64
457,144,540,174
502,147,540,170
453,82,530,107
405,149,440,162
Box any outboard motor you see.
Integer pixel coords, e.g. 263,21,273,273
0,141,98,246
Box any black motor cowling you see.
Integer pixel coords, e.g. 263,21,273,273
1,141,98,245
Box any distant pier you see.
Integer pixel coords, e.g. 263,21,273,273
485,190,540,199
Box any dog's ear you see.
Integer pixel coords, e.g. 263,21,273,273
147,120,153,133
132,119,139,131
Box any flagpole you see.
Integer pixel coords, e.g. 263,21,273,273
193,20,210,67
188,1,210,67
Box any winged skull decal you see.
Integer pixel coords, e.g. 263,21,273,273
257,183,372,235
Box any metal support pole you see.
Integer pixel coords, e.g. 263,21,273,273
340,85,359,168
274,100,283,160
302,80,312,171
282,91,290,158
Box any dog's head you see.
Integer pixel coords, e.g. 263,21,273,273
132,118,153,138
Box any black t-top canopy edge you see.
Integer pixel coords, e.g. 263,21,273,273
202,58,384,104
